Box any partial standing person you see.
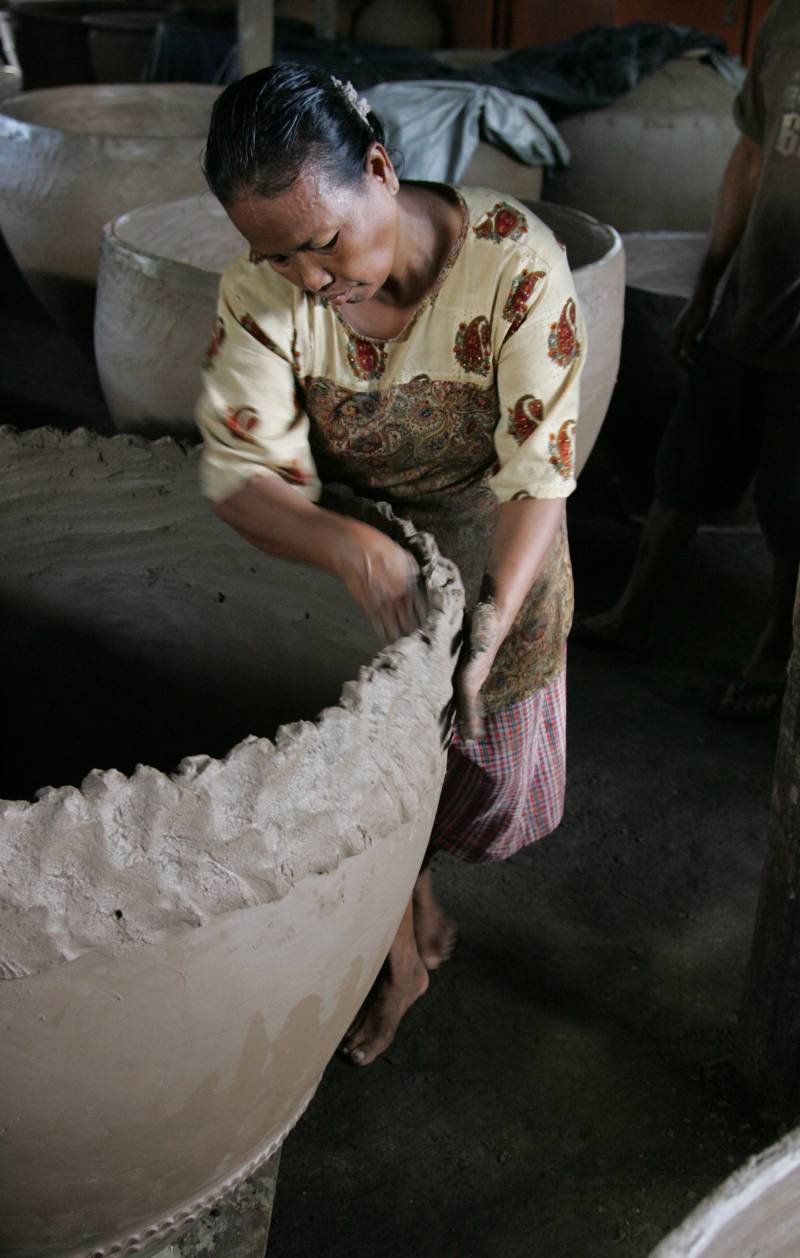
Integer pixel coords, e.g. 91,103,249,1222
195,66,585,1064
576,0,800,720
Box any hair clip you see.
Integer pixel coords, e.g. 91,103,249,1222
330,75,372,124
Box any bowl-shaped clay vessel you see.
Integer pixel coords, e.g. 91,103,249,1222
648,1125,800,1257
95,193,623,472
0,83,220,343
544,59,738,233
0,426,463,1258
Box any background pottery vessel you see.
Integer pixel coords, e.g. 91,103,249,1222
0,82,220,344
544,59,738,233
8,0,168,89
83,9,165,84
648,1125,800,1257
0,425,463,1258
94,193,623,473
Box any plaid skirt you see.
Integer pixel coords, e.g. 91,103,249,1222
430,668,567,864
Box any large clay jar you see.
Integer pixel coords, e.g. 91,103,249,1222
8,1,167,89
544,59,738,233
648,1126,800,1256
0,83,220,344
0,425,463,1258
95,193,623,472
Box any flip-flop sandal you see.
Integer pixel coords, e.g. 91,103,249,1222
569,617,652,663
716,675,786,724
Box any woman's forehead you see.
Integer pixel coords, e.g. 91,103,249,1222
231,170,353,250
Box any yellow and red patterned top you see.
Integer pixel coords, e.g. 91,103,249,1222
196,186,586,710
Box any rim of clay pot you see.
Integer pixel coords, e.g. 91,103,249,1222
621,229,708,297
648,1124,800,1257
0,82,221,139
0,425,462,812
530,200,623,275
106,193,242,278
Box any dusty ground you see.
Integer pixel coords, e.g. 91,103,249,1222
0,241,785,1257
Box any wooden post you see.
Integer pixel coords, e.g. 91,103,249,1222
740,580,800,1117
238,0,275,76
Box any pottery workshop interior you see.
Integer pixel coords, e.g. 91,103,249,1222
3,1,800,1256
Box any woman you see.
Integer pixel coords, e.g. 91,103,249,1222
196,65,585,1065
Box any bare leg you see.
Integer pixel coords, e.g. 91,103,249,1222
720,553,799,717
340,897,429,1067
581,500,700,652
413,866,457,971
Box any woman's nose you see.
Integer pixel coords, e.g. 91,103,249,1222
295,255,334,293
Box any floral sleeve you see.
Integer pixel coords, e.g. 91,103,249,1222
194,264,321,505
490,247,586,503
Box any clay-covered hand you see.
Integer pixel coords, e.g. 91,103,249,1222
337,520,427,643
673,288,713,367
455,599,506,742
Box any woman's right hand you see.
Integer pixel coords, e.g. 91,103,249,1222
334,519,426,643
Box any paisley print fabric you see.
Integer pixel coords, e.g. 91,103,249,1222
454,315,492,376
239,312,279,352
224,405,259,440
346,334,387,382
502,269,546,335
549,419,577,479
547,298,581,368
196,186,586,708
305,373,498,499
204,316,226,370
473,200,529,244
508,394,544,444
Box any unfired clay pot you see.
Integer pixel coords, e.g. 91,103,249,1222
0,83,220,342
648,1125,800,1257
0,426,463,1258
544,59,738,233
94,194,623,472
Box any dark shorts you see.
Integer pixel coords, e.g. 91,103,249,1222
656,340,800,555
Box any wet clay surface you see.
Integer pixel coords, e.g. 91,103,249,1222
0,242,784,1254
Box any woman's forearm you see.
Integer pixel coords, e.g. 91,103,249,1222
486,497,566,633
212,472,360,576
212,472,424,641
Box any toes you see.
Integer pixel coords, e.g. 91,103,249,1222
341,1019,397,1067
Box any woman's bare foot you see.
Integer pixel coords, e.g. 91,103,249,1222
340,900,428,1067
413,867,457,970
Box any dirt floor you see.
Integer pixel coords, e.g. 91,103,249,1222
0,240,786,1257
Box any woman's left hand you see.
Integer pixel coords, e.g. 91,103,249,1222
455,599,507,742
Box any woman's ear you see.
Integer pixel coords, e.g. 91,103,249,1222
365,143,399,194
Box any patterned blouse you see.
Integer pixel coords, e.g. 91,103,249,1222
196,186,585,713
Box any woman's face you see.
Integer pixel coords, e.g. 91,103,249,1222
227,144,400,307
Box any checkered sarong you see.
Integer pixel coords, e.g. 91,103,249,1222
430,669,567,863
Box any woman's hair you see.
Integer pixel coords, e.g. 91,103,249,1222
203,64,387,205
